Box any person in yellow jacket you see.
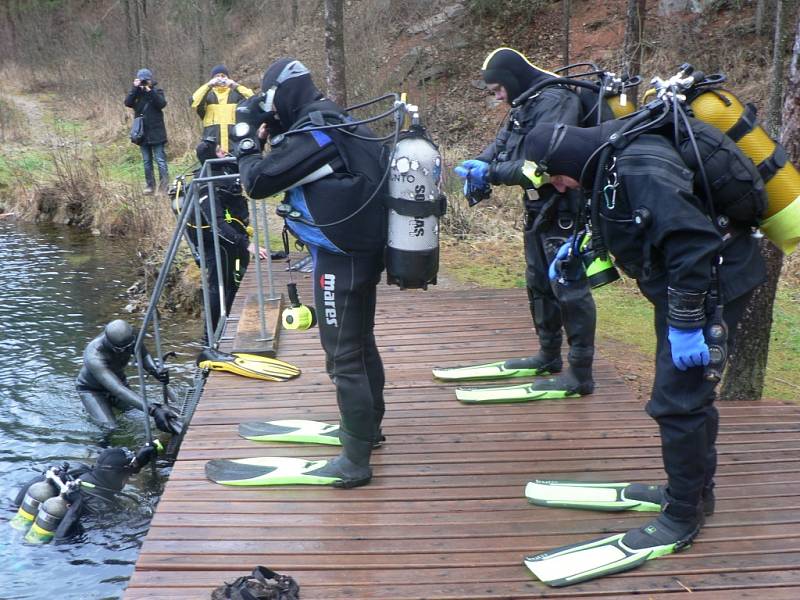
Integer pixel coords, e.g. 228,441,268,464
190,64,254,152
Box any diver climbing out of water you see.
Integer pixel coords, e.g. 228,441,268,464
447,48,596,397
520,119,766,584
75,319,182,435
11,442,161,543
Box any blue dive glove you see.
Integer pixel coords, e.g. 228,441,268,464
454,159,490,186
454,160,491,206
548,237,577,281
667,326,710,371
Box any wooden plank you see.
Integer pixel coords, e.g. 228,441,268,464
127,259,800,599
229,293,282,356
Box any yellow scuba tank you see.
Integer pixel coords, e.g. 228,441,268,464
9,480,58,532
25,494,69,543
690,89,800,254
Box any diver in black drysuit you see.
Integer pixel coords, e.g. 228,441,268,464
456,48,596,395
232,58,387,487
190,139,253,337
13,444,159,542
524,122,765,549
75,319,181,434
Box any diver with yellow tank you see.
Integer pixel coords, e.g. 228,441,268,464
10,442,161,544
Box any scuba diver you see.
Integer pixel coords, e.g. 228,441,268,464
11,442,160,543
75,319,182,435
521,119,765,582
449,48,596,397
228,58,387,488
189,138,268,337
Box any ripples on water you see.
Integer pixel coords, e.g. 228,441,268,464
0,221,200,600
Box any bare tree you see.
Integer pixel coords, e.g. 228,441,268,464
756,0,766,36
623,0,647,78
323,0,347,106
719,0,790,401
562,0,570,66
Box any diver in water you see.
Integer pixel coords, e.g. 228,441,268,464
75,319,182,435
11,442,160,543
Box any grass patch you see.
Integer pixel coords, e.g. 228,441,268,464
765,285,800,401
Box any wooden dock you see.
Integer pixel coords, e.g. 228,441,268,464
126,264,800,599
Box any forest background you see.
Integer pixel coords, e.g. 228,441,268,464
0,0,798,401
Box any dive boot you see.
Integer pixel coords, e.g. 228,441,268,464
621,512,701,551
304,432,373,488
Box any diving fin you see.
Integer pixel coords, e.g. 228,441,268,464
455,382,578,404
205,457,342,486
432,357,557,382
238,420,341,445
524,529,683,587
525,480,662,512
196,348,300,382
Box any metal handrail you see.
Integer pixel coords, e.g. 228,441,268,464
132,157,277,447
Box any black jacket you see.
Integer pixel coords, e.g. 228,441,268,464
600,134,765,304
239,99,386,254
124,83,168,145
191,167,250,252
478,86,582,195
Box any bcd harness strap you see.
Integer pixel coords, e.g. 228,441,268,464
384,194,447,218
723,100,787,184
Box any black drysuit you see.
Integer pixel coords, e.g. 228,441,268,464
238,91,387,460
590,133,764,518
185,160,251,336
75,332,175,432
477,86,596,378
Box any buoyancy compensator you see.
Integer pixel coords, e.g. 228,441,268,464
385,105,446,289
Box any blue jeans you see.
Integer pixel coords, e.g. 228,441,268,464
140,143,169,190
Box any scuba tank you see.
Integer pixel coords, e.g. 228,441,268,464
25,493,70,544
385,107,446,289
9,479,58,532
689,88,800,253
642,64,799,253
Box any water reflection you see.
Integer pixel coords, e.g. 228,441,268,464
0,220,200,600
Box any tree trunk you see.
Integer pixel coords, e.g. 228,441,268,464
766,0,786,136
323,0,347,106
562,0,570,66
756,0,766,36
291,0,299,30
623,0,647,78
719,0,794,401
134,0,148,67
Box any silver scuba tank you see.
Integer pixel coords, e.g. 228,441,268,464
10,480,58,532
25,494,69,543
385,114,446,289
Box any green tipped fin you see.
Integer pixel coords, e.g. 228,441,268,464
205,457,341,486
432,360,550,382
525,480,662,512
238,420,341,445
524,533,679,587
455,383,578,404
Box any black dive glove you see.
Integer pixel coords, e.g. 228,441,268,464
231,94,268,158
132,440,163,469
150,404,183,435
149,367,169,385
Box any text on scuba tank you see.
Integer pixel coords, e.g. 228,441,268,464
411,217,425,237
321,273,338,326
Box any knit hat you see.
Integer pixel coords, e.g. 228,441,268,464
136,68,153,81
210,64,229,77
